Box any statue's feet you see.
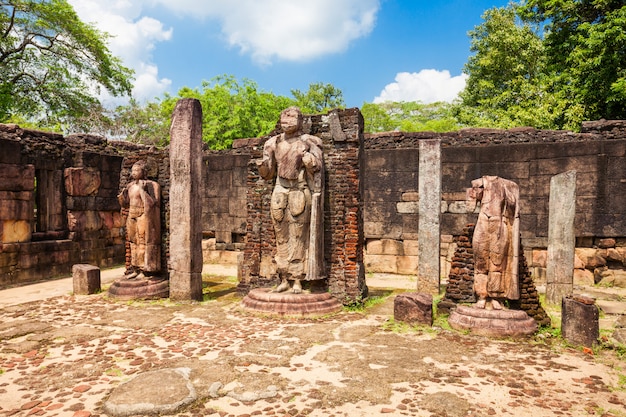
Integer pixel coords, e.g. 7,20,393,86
491,299,503,310
125,270,139,279
475,298,487,309
274,280,290,293
292,280,302,294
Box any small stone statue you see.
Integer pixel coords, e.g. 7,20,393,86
467,176,520,309
257,107,324,293
118,161,161,279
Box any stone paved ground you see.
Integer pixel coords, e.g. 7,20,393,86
0,272,625,417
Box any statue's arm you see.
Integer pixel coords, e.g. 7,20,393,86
257,137,277,180
117,187,129,209
302,135,322,173
143,181,160,209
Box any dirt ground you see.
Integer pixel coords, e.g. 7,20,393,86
0,272,625,417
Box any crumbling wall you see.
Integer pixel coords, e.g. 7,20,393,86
2,116,625,291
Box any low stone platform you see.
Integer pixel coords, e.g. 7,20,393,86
242,288,342,316
107,276,170,300
448,305,538,338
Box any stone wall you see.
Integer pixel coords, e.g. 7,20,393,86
363,121,626,283
202,153,248,255
0,124,167,288
237,108,367,304
2,117,625,291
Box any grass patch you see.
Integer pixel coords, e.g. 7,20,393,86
381,318,416,333
343,290,393,312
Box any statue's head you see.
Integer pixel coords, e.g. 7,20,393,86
130,161,147,181
280,106,303,134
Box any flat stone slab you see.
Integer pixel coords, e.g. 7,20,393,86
103,368,196,417
242,288,342,316
448,305,537,338
596,299,626,315
108,277,169,300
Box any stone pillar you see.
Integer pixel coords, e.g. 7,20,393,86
546,170,576,304
169,98,204,301
562,294,599,347
417,139,441,294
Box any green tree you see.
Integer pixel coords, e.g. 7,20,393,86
0,0,133,129
519,0,626,123
112,75,295,149
458,5,570,129
291,82,345,113
176,75,294,149
361,101,460,133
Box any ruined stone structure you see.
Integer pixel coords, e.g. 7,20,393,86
0,124,169,288
238,108,367,304
440,224,551,327
363,122,626,284
1,117,625,299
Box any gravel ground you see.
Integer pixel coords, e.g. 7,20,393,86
0,273,625,417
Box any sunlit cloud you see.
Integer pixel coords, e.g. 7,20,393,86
68,0,172,102
374,70,468,103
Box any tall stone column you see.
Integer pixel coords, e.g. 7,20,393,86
417,139,441,294
546,170,577,304
169,98,204,301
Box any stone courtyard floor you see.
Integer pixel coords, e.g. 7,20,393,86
0,266,625,417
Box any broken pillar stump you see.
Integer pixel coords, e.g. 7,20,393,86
561,294,599,348
394,293,433,326
72,264,101,295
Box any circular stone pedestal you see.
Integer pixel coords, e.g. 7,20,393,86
108,277,169,300
242,288,342,316
448,305,537,337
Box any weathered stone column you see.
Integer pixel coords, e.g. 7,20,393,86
417,139,441,294
546,170,576,304
169,98,203,301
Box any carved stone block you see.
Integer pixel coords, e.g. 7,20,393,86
72,264,101,295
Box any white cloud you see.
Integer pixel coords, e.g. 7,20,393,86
67,0,380,102
68,0,172,102
153,0,380,65
374,70,468,104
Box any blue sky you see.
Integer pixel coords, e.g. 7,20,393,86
68,0,511,108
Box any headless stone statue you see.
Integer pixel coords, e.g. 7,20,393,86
257,107,324,294
467,176,520,309
118,161,161,279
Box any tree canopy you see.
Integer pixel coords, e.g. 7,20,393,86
519,0,626,123
0,0,133,129
361,101,460,133
458,1,626,130
457,5,568,129
107,78,347,149
291,82,345,114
